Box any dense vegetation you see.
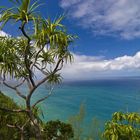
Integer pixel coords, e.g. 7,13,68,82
0,92,74,140
0,91,35,139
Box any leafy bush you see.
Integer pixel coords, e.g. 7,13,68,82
43,120,74,140
103,112,140,140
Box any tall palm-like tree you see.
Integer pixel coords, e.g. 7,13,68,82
0,0,76,139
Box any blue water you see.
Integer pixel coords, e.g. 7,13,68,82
1,78,140,125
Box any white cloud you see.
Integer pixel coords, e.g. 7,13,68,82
0,30,9,37
60,0,82,8
62,52,140,80
60,0,140,39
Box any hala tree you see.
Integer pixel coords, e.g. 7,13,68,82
0,0,76,139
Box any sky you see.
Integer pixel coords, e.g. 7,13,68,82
0,0,140,80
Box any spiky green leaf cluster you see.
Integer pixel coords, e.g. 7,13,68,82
0,0,40,27
0,0,77,84
0,37,28,78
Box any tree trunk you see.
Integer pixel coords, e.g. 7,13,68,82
27,110,42,140
33,122,42,140
20,130,24,140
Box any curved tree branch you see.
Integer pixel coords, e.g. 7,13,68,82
3,81,26,100
19,22,35,87
0,107,26,113
32,87,54,108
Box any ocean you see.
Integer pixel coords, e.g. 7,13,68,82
1,77,140,126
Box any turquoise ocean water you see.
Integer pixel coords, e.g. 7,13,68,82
1,77,140,125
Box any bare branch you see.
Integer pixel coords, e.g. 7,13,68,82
19,22,35,87
53,58,63,73
15,88,26,99
7,124,17,128
7,118,30,131
19,22,31,43
22,119,30,129
32,87,54,108
15,79,26,88
31,45,45,69
3,81,26,99
26,75,48,107
3,81,16,90
0,107,26,113
26,78,33,90
34,64,48,75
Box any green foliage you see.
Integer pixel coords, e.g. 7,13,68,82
0,92,35,139
103,112,140,140
0,37,28,77
0,92,19,139
0,92,75,140
43,120,74,140
0,0,39,25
